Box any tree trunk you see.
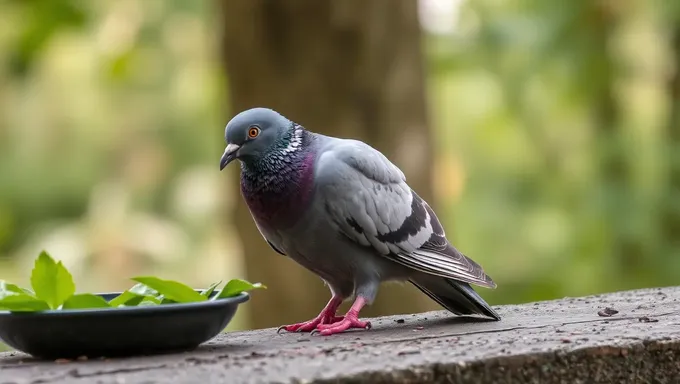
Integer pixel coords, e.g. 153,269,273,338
660,26,680,249
219,0,439,329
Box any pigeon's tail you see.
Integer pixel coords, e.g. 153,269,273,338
409,274,501,320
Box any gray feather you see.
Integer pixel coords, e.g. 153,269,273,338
410,274,500,320
314,138,496,289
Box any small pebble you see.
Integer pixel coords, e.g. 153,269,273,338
597,307,619,317
397,348,420,356
638,316,659,323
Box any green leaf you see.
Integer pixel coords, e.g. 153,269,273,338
0,293,50,312
130,276,206,303
0,281,33,295
140,295,162,305
62,294,111,310
129,283,161,297
214,279,266,300
201,281,222,297
113,293,145,307
108,283,161,307
30,251,76,309
0,281,45,312
138,296,161,306
108,291,138,307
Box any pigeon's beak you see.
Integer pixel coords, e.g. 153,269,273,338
220,143,241,170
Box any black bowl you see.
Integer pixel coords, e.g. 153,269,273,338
0,291,249,359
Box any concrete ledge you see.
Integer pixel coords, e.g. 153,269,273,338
1,286,679,383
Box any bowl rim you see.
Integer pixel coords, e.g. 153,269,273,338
0,291,249,317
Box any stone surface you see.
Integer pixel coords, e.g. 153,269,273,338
1,286,679,384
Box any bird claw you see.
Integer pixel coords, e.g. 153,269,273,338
311,317,371,336
277,296,369,336
276,323,316,334
276,315,345,334
276,318,325,334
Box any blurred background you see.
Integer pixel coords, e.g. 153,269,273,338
1,0,679,351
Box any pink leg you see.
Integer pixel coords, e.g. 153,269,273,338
312,296,371,336
277,296,344,333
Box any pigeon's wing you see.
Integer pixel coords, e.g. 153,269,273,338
315,139,495,289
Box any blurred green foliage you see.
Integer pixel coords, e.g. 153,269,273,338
0,0,679,354
0,0,232,290
425,0,680,305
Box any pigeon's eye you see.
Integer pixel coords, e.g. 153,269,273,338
247,126,260,139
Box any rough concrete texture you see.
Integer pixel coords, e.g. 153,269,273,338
1,286,678,384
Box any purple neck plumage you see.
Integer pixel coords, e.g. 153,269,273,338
239,126,316,228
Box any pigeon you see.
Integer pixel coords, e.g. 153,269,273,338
220,107,500,336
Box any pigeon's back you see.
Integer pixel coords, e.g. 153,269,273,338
306,132,500,319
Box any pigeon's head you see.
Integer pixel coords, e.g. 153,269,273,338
219,107,296,170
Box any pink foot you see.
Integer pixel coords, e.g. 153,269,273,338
277,296,343,333
312,316,371,336
311,296,371,336
277,314,344,333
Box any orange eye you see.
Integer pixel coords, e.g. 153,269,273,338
247,126,260,138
